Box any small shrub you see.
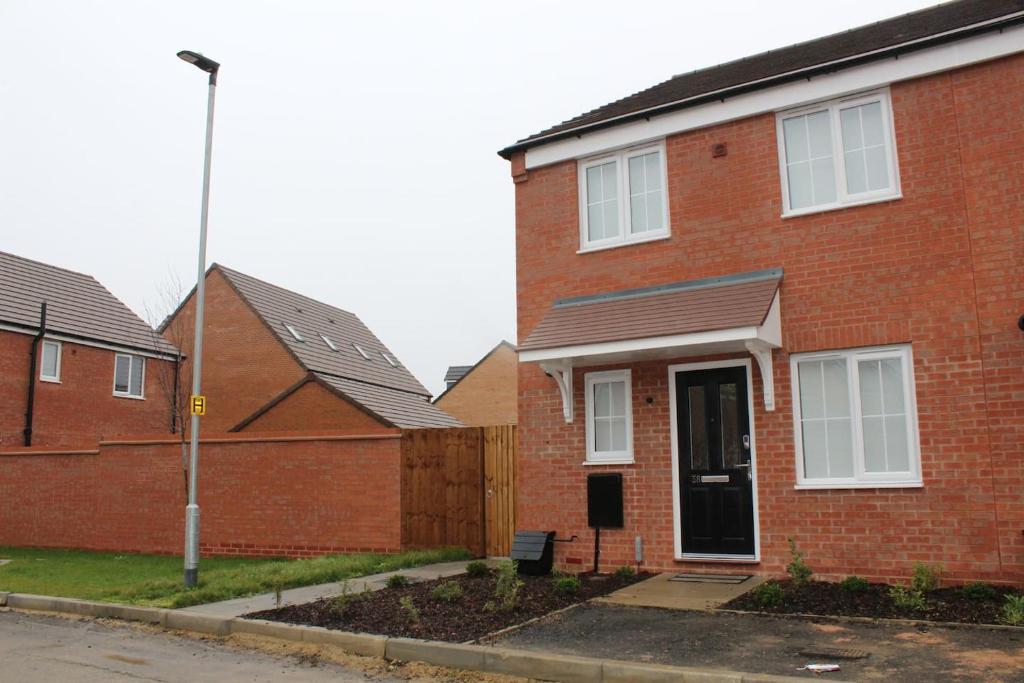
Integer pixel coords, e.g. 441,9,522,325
751,581,784,608
839,575,869,592
553,575,581,595
431,580,463,603
786,538,813,586
399,595,420,623
329,580,356,615
890,586,926,611
911,562,942,593
1002,594,1024,626
386,574,410,589
465,561,489,578
494,559,523,611
614,565,636,579
961,582,998,601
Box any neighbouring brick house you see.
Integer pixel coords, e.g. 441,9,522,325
501,1,1024,583
161,264,460,433
0,252,180,447
434,340,518,426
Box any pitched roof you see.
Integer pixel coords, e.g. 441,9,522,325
444,365,473,384
499,0,1024,158
315,374,462,429
434,341,516,404
520,270,781,351
215,265,430,397
0,251,178,356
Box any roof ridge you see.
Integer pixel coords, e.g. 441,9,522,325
0,250,102,283
215,263,357,319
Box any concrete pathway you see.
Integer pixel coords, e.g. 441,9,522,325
182,559,485,618
595,572,764,610
0,609,405,682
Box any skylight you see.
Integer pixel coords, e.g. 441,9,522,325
284,323,304,342
353,343,371,360
320,333,338,351
381,351,398,367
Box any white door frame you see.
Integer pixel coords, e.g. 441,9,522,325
668,358,761,562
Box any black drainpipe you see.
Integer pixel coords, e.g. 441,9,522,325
23,302,47,446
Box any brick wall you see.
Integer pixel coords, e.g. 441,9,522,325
513,55,1024,583
163,268,307,432
435,343,518,426
239,380,393,434
0,432,403,557
0,331,175,449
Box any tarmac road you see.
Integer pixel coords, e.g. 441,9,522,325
0,609,399,682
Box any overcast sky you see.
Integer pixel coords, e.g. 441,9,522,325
1,0,936,396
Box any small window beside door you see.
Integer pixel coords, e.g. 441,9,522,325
40,340,61,382
776,90,900,216
584,369,633,464
113,353,145,399
791,344,921,488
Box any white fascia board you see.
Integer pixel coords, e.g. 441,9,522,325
524,24,1024,169
519,325,770,364
0,323,178,361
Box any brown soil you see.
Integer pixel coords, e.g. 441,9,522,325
723,579,1023,625
246,570,650,643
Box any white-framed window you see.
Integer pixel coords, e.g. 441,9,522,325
320,333,338,351
790,345,921,488
584,369,633,464
578,142,669,251
284,323,304,342
776,90,900,216
113,353,145,399
39,340,61,382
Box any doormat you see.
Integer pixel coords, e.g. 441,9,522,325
798,647,870,661
669,573,751,584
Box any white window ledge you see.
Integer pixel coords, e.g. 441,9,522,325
794,481,922,490
39,378,61,384
581,459,635,466
577,233,671,255
781,193,902,219
112,393,146,401
677,554,760,563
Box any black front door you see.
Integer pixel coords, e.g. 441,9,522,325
676,366,755,556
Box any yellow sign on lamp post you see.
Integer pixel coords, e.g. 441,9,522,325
190,395,206,416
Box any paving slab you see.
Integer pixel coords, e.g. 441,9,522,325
595,572,764,610
492,602,1024,682
183,559,490,617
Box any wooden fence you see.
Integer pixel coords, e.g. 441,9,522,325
401,425,517,558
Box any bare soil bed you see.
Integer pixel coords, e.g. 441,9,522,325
723,579,1022,625
246,570,650,643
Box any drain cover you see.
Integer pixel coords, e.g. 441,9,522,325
798,647,870,661
669,573,752,584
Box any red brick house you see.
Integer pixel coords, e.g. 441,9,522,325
501,1,1024,583
0,252,180,447
161,264,460,434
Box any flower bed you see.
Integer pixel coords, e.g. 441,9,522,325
723,578,1024,626
246,565,649,643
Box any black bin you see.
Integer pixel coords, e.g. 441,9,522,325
510,530,555,575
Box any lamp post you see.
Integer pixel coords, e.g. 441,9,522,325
177,49,219,589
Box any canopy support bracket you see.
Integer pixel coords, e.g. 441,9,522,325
745,340,776,412
540,360,573,423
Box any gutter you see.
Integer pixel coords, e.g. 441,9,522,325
497,11,1024,159
23,303,47,447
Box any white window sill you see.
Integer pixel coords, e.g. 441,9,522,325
794,480,922,490
781,192,902,219
677,554,759,563
582,459,635,466
39,378,61,384
578,233,670,255
113,393,145,401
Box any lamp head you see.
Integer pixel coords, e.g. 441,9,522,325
177,50,220,75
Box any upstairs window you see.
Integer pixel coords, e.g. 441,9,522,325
791,345,920,488
113,353,145,398
579,142,669,251
777,90,900,216
40,340,61,382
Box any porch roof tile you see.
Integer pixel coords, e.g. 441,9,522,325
520,269,782,352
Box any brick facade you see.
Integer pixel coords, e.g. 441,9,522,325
512,56,1024,583
0,433,403,557
240,380,394,434
0,331,176,448
434,342,518,426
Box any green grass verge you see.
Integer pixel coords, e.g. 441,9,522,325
0,546,471,608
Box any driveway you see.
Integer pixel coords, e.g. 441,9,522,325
490,603,1024,682
0,609,499,682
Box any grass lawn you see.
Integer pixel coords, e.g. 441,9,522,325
0,546,470,609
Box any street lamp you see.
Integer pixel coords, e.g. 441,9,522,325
177,49,220,589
